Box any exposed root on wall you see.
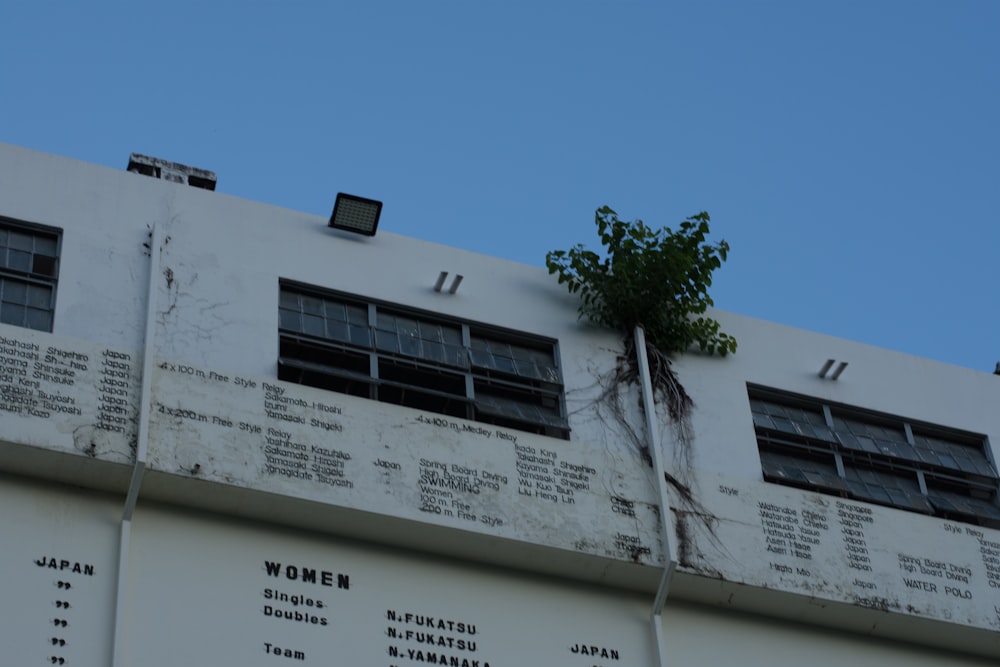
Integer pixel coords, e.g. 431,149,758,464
573,334,728,568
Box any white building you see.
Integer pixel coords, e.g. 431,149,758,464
1,142,999,666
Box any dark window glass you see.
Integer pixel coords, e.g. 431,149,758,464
751,387,999,528
278,282,569,439
0,218,60,332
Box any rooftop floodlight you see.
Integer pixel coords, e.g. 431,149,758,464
329,193,382,236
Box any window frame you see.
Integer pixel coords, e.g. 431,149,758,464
278,280,570,439
0,216,61,332
749,384,1000,527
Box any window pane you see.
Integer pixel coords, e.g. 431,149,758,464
752,398,829,442
469,349,492,367
475,391,567,431
300,295,323,315
8,232,33,251
492,355,517,374
1,303,25,325
423,342,447,363
395,333,420,357
390,316,413,335
302,314,325,336
853,436,882,455
441,326,462,345
26,308,52,331
2,279,27,304
752,388,994,527
928,489,1000,524
325,301,348,322
32,254,57,276
443,344,468,368
348,324,371,347
7,249,30,271
762,402,788,418
375,329,399,352
35,236,57,256
0,220,59,333
915,433,996,478
326,320,350,343
844,465,929,512
346,305,367,325
278,309,301,330
418,321,443,343
514,357,542,380
279,284,566,439
771,417,798,435
26,284,51,308
760,448,844,491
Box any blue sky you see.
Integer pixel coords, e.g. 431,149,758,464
3,2,998,372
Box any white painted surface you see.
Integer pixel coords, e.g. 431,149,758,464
146,358,661,566
4,143,1000,660
675,472,1000,633
122,503,651,666
661,601,999,667
0,476,120,667
0,323,138,466
2,472,997,666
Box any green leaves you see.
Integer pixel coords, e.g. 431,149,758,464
545,206,737,357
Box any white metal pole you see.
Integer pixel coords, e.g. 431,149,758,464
634,325,678,667
111,223,162,666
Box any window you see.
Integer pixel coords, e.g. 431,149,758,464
750,386,1000,528
0,217,60,332
278,281,569,439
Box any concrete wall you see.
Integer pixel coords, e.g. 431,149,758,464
3,143,1000,664
4,475,998,666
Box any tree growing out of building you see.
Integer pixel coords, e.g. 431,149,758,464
546,206,735,438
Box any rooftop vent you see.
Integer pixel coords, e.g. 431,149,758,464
126,153,217,191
